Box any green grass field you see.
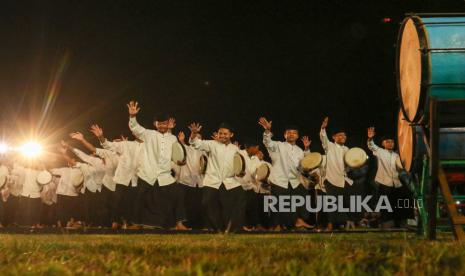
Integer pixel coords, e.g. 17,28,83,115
0,233,463,275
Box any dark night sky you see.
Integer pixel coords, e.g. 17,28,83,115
0,0,464,154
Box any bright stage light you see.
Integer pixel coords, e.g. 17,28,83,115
18,141,43,158
0,142,9,154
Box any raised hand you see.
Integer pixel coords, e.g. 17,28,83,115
168,118,176,129
368,127,376,139
321,117,329,129
178,131,186,144
127,101,140,117
301,136,312,149
211,132,219,141
90,124,104,138
258,117,272,131
188,123,202,134
69,132,84,141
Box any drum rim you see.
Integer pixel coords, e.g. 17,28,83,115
173,141,187,163
397,109,412,172
234,153,246,176
199,155,208,174
396,16,432,124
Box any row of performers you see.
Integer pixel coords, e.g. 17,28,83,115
0,101,414,231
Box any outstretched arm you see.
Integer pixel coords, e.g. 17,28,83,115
69,132,97,154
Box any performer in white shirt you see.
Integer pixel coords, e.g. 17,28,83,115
11,160,43,227
127,101,188,230
237,141,261,231
320,116,352,231
61,139,105,227
367,127,413,227
189,122,244,232
258,117,313,231
54,149,85,228
69,132,119,228
90,124,142,229
175,131,205,229
255,150,272,230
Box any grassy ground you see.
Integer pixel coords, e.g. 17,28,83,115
0,232,463,275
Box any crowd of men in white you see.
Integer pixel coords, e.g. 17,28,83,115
0,101,413,232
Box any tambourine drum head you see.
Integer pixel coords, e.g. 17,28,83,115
398,109,414,172
255,164,270,181
171,142,186,164
37,170,53,185
399,18,422,123
300,152,323,171
233,153,245,175
344,147,368,169
71,171,84,187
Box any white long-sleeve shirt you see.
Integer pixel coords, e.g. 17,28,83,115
95,148,119,191
237,149,261,191
263,131,306,189
320,128,352,188
101,140,141,187
367,139,402,188
11,165,41,198
175,145,204,188
51,167,81,197
129,117,177,186
73,149,105,192
190,138,242,190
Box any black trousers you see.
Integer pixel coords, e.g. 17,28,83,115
3,195,20,226
100,185,117,227
270,183,294,228
56,195,80,224
202,185,244,232
133,179,159,226
314,190,328,228
83,189,101,226
257,193,272,228
182,185,204,229
378,183,415,225
40,203,56,226
244,190,260,228
113,184,138,224
324,180,350,225
291,184,312,223
154,182,186,228
18,197,42,226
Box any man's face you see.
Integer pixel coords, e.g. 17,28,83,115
332,132,347,145
218,128,233,144
382,139,395,150
246,145,259,156
284,130,299,143
154,120,169,133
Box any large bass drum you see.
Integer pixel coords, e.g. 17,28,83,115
397,109,428,172
397,15,465,124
